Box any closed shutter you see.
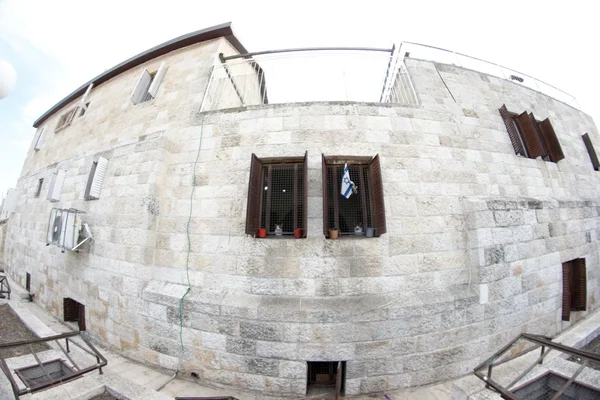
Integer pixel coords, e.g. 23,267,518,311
131,69,152,104
47,169,66,202
499,105,526,157
562,262,571,321
78,304,86,331
303,151,308,237
147,62,168,98
572,258,587,311
64,298,76,321
369,154,386,236
245,154,263,235
538,118,565,162
515,111,544,159
322,154,329,235
2,189,19,214
34,127,46,151
582,133,599,171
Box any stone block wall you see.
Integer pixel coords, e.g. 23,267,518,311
3,50,600,397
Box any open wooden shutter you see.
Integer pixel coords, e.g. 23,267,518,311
571,258,587,311
77,304,86,331
245,154,263,235
131,69,152,104
303,151,308,237
538,118,565,162
322,154,329,236
562,262,572,321
582,133,599,171
64,298,76,321
369,154,386,236
529,113,548,159
335,361,342,400
499,105,526,157
147,62,168,98
515,111,544,159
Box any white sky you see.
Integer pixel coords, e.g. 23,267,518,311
1,0,599,197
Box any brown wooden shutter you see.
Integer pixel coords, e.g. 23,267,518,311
245,154,263,235
322,154,329,236
572,258,587,311
78,304,86,331
499,105,526,157
64,298,75,321
582,133,600,171
515,111,544,159
303,151,308,237
562,262,572,321
529,113,548,159
538,118,565,162
369,154,386,236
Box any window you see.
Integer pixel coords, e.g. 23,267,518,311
47,169,66,202
34,126,46,151
499,104,565,162
63,298,86,330
55,108,77,132
322,154,386,237
306,361,345,397
131,62,168,104
562,258,587,321
35,178,44,197
582,133,599,171
78,102,91,117
84,157,108,200
245,153,307,237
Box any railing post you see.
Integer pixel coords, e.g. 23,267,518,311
486,364,492,389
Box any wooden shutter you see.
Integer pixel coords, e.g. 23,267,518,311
34,127,46,151
572,258,587,311
47,169,66,202
515,111,544,159
85,157,108,200
369,154,386,235
131,69,152,104
499,105,526,157
582,133,599,170
335,361,342,400
147,62,168,98
322,154,329,235
78,304,86,331
562,263,571,321
303,151,308,237
245,154,263,235
529,113,548,159
64,298,76,321
538,118,565,162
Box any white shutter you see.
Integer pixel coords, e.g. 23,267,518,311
34,126,46,150
66,108,77,125
2,189,19,215
131,69,152,104
47,169,66,202
147,62,168,98
88,157,108,200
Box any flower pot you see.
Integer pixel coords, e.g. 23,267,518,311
293,228,304,238
366,227,375,237
257,228,267,238
328,229,339,240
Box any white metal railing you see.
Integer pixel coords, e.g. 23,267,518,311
399,41,580,110
200,49,419,112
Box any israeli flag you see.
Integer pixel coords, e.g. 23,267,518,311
341,163,357,199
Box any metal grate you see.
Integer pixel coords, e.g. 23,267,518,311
513,372,600,400
15,359,75,387
326,165,372,234
259,163,304,235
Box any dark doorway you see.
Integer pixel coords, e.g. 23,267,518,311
63,298,86,331
307,361,345,398
25,273,31,292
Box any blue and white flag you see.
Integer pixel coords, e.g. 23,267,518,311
341,163,357,199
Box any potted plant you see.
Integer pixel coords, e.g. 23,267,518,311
328,228,339,239
293,228,304,238
257,228,267,238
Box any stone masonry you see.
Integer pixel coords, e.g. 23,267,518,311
2,31,600,397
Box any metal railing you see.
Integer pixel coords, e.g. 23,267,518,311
200,48,419,112
400,41,580,110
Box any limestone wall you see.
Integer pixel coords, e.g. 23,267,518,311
3,54,600,396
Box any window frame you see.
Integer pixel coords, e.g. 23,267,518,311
131,62,168,105
322,154,386,238
35,178,44,198
54,108,77,132
245,152,307,238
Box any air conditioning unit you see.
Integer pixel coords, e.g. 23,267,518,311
46,208,93,252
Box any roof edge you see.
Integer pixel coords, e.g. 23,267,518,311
34,22,246,128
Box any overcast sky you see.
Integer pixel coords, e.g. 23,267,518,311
1,0,599,197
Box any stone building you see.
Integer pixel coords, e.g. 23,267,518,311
2,22,600,396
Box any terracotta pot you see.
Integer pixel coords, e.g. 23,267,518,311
328,229,339,239
257,228,267,238
293,228,304,238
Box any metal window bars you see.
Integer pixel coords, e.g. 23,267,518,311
259,163,304,235
327,165,372,234
0,331,107,400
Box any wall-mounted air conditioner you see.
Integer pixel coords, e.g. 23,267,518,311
46,208,93,252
